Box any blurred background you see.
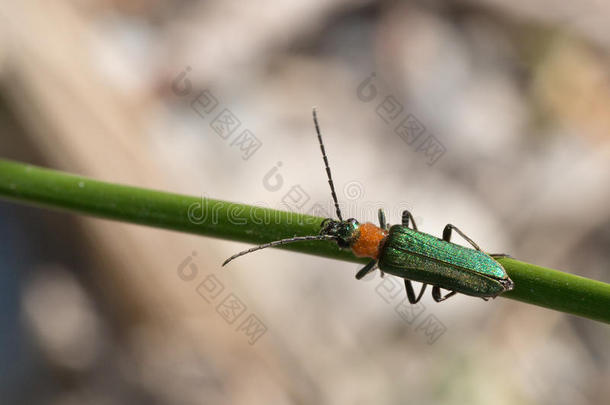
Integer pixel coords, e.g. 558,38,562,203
1,1,609,404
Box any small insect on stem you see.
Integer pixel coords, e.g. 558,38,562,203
223,108,514,303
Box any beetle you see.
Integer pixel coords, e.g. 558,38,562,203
222,109,514,303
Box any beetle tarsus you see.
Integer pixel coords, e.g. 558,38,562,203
432,286,457,302
490,253,512,259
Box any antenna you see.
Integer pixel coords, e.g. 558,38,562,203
312,108,343,221
222,235,337,266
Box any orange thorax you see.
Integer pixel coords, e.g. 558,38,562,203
351,222,388,259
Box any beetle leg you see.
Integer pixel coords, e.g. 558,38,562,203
490,253,512,259
442,224,481,251
405,280,427,304
378,208,388,230
355,259,377,280
401,210,418,231
432,286,457,302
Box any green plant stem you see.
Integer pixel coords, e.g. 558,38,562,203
1,158,609,323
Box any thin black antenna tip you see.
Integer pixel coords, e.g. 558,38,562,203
312,109,343,221
312,108,319,128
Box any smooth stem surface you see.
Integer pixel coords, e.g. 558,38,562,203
1,159,609,324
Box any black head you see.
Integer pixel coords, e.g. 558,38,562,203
320,218,360,248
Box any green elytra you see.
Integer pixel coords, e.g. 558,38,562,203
376,223,514,301
223,109,514,303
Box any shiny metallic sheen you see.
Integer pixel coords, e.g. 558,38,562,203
378,225,512,298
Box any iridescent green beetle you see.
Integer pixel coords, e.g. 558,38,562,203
223,109,514,303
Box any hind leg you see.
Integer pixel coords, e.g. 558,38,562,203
405,280,427,304
442,224,481,251
432,286,457,302
378,208,388,230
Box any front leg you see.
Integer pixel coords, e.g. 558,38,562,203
355,259,378,280
378,208,388,230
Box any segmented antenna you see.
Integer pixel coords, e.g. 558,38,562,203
222,235,337,266
312,108,343,221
